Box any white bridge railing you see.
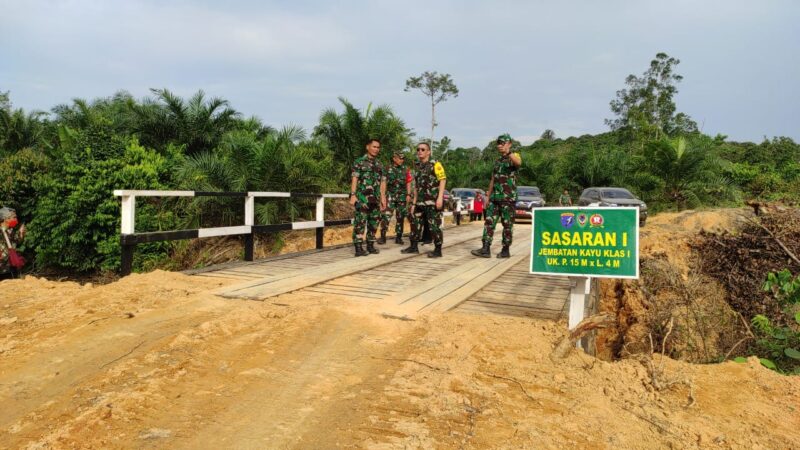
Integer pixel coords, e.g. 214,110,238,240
113,190,350,275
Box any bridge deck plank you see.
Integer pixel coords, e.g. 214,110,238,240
199,224,574,321
215,226,482,299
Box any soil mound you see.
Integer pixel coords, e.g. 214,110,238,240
1,210,799,448
598,209,754,362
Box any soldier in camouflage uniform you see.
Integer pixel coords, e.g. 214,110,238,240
0,207,25,279
471,133,522,258
378,150,412,245
349,139,387,257
401,142,447,258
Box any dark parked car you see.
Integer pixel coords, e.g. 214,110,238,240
514,186,546,221
577,187,648,226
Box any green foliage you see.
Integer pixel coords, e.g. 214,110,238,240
313,97,411,178
759,358,777,370
28,136,177,271
176,126,341,226
638,136,740,210
540,129,556,141
3,79,800,278
0,148,51,224
128,88,241,155
763,269,800,307
744,270,800,374
785,348,800,360
749,313,800,374
606,52,697,143
718,137,800,201
562,143,630,188
0,108,48,155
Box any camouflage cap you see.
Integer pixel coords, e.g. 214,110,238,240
496,133,512,143
393,150,406,158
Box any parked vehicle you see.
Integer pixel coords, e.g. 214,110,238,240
442,189,454,211
450,188,486,216
514,186,546,221
577,187,648,226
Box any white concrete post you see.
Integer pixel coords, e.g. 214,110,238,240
568,276,592,331
315,196,325,222
120,194,135,234
245,195,255,226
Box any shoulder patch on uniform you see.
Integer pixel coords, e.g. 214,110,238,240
433,161,446,180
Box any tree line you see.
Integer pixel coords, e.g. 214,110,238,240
1,53,798,274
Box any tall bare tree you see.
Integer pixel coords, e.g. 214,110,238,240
404,71,459,145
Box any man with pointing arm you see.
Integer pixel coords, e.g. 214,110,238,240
471,133,522,258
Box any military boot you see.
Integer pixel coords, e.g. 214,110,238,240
401,241,419,254
354,243,367,257
471,242,491,258
366,241,380,254
377,229,387,245
497,245,511,258
395,234,404,245
427,244,443,258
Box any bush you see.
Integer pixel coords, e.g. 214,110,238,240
0,148,51,225
28,135,178,271
744,270,800,374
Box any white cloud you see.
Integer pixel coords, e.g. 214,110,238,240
3,1,354,67
1,0,798,145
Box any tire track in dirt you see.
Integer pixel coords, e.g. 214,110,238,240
0,296,235,444
6,297,424,449
168,307,423,449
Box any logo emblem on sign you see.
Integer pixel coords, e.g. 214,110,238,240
577,213,588,227
560,212,575,228
589,213,604,228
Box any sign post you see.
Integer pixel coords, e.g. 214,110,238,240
568,276,591,331
531,207,640,346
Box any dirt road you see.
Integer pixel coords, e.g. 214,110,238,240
2,212,799,449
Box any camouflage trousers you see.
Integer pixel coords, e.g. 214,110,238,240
352,202,381,244
412,205,442,246
380,199,411,235
482,201,515,246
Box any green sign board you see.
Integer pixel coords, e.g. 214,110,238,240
530,207,639,279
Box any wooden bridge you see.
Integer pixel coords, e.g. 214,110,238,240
113,190,593,322
187,223,586,320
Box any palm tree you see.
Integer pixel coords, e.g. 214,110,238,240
640,136,739,209
0,108,48,154
175,126,341,226
562,143,630,188
440,150,485,189
313,97,412,178
51,91,137,135
129,89,241,155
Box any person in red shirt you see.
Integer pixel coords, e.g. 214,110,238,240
472,192,484,221
0,207,25,279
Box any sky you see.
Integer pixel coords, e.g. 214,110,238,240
1,0,798,148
